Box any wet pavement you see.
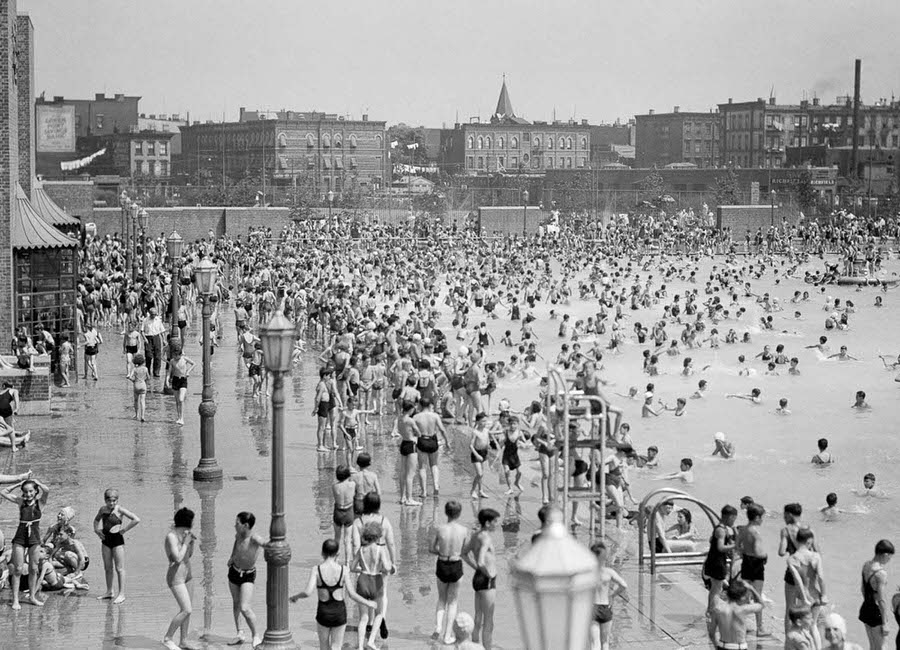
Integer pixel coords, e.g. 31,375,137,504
1,313,781,649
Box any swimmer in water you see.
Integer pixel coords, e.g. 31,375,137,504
775,398,791,415
614,386,639,400
727,388,762,404
878,354,900,370
827,346,857,361
853,473,888,499
851,390,870,410
805,336,829,355
711,432,734,459
652,458,694,484
691,380,708,399
641,394,663,417
636,445,659,469
811,438,832,465
788,357,801,375
820,493,867,519
660,397,687,416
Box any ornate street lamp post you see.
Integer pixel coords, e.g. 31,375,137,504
166,231,184,339
770,189,776,227
137,208,149,278
130,201,140,283
258,310,298,649
522,189,530,237
510,507,598,650
326,190,335,230
121,195,133,278
192,257,223,482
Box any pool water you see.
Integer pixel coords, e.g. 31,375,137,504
478,254,900,639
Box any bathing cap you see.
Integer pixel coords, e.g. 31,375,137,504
453,612,475,638
714,432,725,442
459,345,469,356
59,506,75,522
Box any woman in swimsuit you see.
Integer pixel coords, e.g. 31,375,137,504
0,381,20,434
93,488,141,604
166,341,196,426
127,353,151,422
525,401,556,504
332,466,356,563
163,507,197,650
1,476,50,609
500,416,524,495
351,521,393,650
82,324,102,380
290,538,376,650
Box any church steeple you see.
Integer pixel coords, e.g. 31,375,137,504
494,74,515,119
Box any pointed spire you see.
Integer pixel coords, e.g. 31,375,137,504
495,76,515,119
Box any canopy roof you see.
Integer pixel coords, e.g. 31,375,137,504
12,183,77,250
30,180,81,227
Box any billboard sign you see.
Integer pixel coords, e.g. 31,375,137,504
36,104,76,152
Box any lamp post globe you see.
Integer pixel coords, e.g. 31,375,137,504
166,230,184,259
522,189,530,236
258,309,298,649
192,256,222,482
510,508,598,650
167,231,184,340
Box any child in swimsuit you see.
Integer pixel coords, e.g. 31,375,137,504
332,466,356,563
1,476,50,610
163,507,196,650
93,488,141,604
351,521,392,650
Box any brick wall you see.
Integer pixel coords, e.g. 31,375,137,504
15,14,32,195
0,366,51,415
89,206,292,242
717,205,794,233
0,0,21,340
42,180,94,221
478,206,543,236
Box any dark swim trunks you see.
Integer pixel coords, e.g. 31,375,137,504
435,558,463,584
470,447,489,464
593,603,613,624
228,565,257,585
472,568,496,591
740,555,767,582
400,440,416,456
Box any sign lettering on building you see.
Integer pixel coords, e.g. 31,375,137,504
36,105,76,153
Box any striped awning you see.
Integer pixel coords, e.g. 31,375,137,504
12,183,78,250
30,180,81,227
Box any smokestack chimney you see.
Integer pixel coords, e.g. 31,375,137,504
812,97,819,106
648,109,655,115
851,58,861,179
673,106,680,113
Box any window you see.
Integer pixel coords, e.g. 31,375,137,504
375,135,383,149
547,137,553,150
334,135,342,148
277,133,287,148
349,135,358,148
350,157,358,168
558,137,565,149
522,153,530,164
532,136,540,148
695,142,701,154
306,134,315,148
159,142,168,155
567,157,573,168
96,114,104,130
497,136,505,148
134,141,142,155
579,157,586,168
477,136,484,149
511,136,518,149
145,141,154,156
484,136,492,149
498,156,505,168
581,137,587,149
322,156,331,169
467,136,474,149
511,156,518,168
893,135,899,147
335,157,344,169
546,157,553,168
322,134,331,148
141,161,150,174
160,161,169,176
566,137,572,150
467,156,474,169
531,156,539,169
684,139,691,152
477,156,484,169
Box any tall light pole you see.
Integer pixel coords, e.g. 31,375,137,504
522,189,530,237
137,208,149,278
121,195,132,278
167,231,184,340
193,257,223,482
258,310,298,649
119,191,129,242
326,190,335,231
130,201,140,283
770,189,776,227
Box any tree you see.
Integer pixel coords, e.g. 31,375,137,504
714,168,740,206
387,123,428,169
637,169,667,206
796,170,817,215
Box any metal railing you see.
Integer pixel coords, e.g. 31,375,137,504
637,488,721,575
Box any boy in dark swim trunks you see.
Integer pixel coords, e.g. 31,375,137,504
704,504,737,618
736,503,770,636
463,508,499,649
590,541,627,650
430,500,469,644
227,511,265,647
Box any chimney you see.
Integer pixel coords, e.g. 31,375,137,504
852,58,862,179
812,97,819,106
648,109,655,115
581,119,588,125
95,93,105,100
769,97,776,106
53,95,63,102
362,114,369,122
728,98,733,104
800,100,809,109
673,106,680,113
114,93,124,101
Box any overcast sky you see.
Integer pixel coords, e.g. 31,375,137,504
20,0,900,127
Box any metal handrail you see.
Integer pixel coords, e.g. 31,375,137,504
637,488,721,575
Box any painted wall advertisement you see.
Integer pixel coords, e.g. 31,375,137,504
36,105,76,152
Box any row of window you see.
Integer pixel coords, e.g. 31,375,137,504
466,135,587,151
682,122,715,136
133,141,168,156
301,133,374,149
683,140,715,154
275,155,372,170
465,154,587,170
134,160,169,176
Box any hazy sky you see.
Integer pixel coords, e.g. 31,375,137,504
19,0,900,127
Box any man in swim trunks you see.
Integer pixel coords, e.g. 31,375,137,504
704,504,737,617
736,503,770,636
430,500,469,644
590,541,627,650
397,401,421,506
709,580,765,650
414,398,449,498
859,539,894,647
463,508,499,649
227,511,265,647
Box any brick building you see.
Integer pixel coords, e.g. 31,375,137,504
36,92,139,137
138,113,186,156
443,79,591,175
718,96,900,169
634,108,720,168
180,110,388,196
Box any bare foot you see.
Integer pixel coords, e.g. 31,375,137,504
11,601,21,610
26,595,44,607
113,594,125,604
